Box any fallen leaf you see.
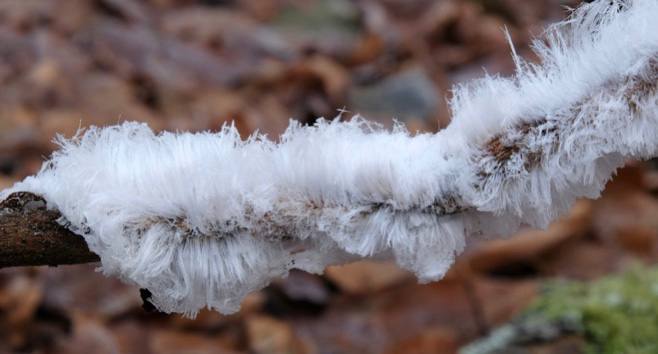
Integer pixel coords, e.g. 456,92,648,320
325,260,411,294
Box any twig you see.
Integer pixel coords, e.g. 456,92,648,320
0,0,656,316
0,54,654,269
0,192,99,268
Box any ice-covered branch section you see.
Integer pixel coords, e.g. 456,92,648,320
2,0,657,316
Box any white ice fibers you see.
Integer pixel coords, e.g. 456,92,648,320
3,0,658,316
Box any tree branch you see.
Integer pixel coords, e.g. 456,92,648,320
0,0,656,316
0,192,99,268
0,56,655,269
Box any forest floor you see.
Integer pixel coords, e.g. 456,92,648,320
1,1,657,353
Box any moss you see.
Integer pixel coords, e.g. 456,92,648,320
525,265,658,354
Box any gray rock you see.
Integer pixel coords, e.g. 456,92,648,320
348,67,440,123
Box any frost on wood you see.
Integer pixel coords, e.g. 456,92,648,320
2,0,658,316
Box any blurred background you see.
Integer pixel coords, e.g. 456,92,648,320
1,0,657,353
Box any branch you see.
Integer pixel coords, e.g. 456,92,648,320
1,43,653,269
1,55,656,313
0,192,99,268
0,0,656,316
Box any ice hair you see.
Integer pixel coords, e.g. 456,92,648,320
2,0,658,316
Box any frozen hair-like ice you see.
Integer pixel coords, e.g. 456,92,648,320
3,0,658,316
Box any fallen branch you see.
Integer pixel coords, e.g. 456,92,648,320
1,52,653,269
0,0,657,316
0,192,98,268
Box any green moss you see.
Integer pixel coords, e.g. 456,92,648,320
525,266,658,354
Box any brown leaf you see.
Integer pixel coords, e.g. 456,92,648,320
325,260,411,294
467,200,593,275
52,313,119,354
40,264,141,320
0,271,42,349
246,315,310,354
591,166,658,258
150,328,242,354
470,276,538,327
386,327,458,354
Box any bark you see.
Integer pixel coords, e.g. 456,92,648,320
0,192,99,268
